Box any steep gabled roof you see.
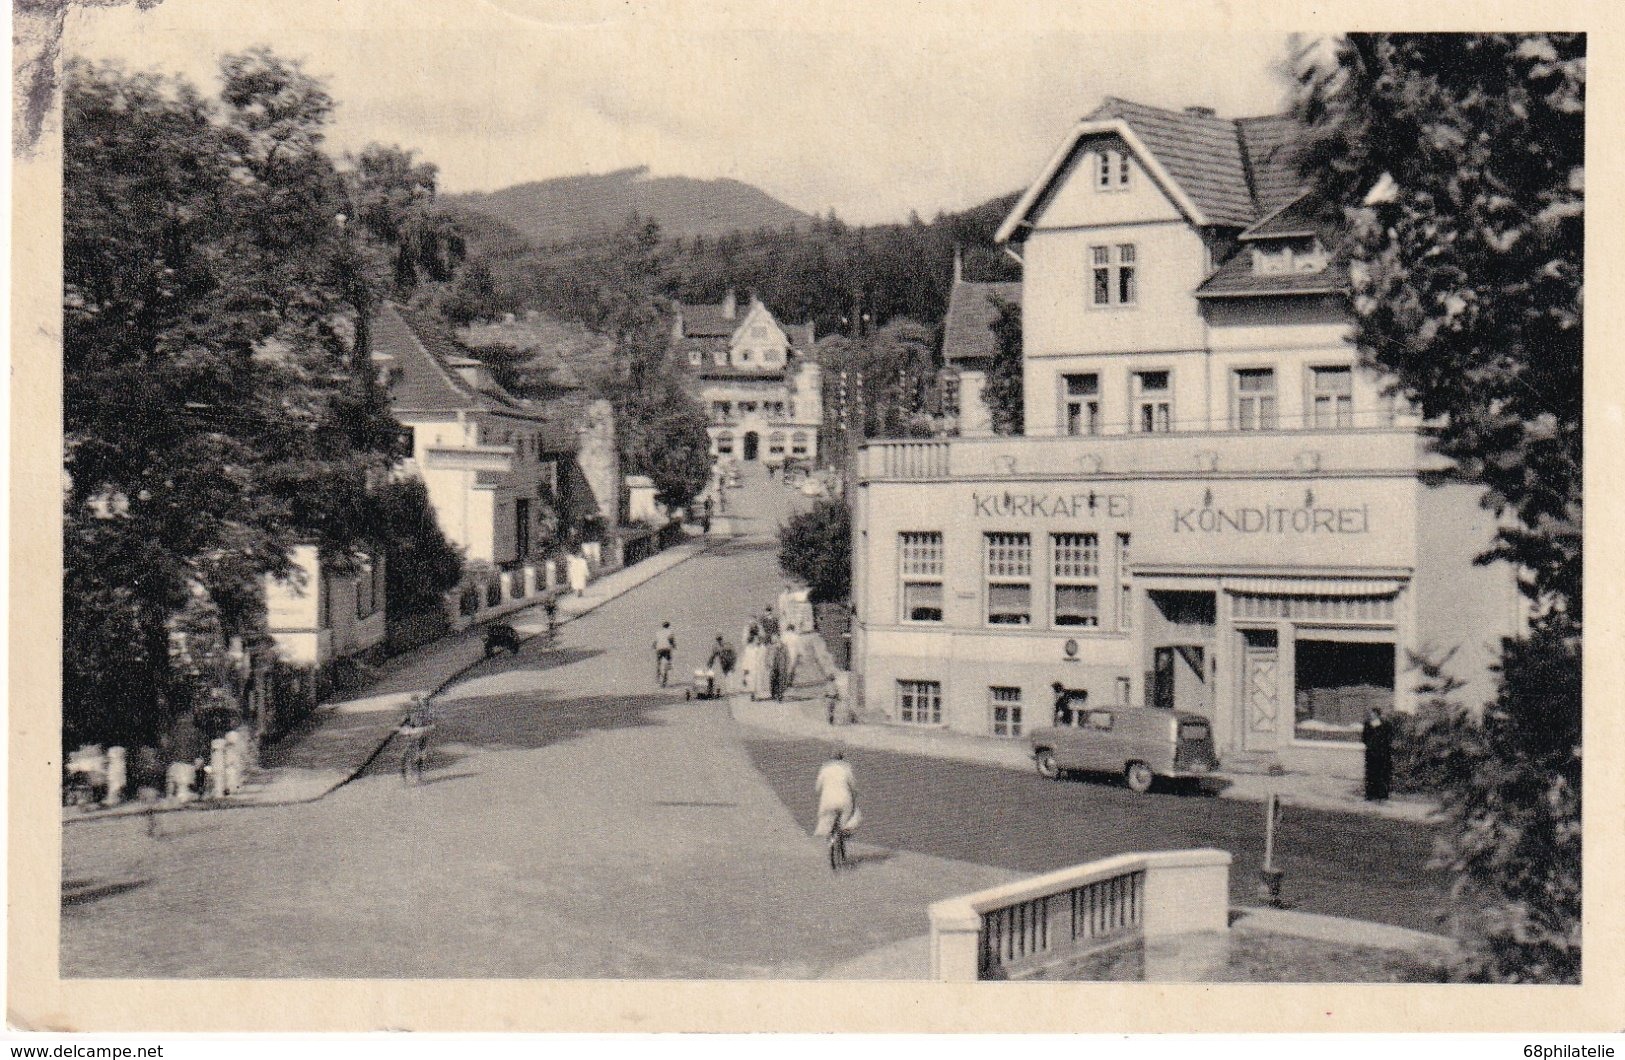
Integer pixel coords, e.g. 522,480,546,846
674,302,739,337
996,98,1309,243
942,280,1021,363
1087,98,1257,227
376,302,561,424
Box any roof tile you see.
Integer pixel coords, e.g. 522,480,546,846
942,280,1021,363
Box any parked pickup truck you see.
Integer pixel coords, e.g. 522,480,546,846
1029,707,1219,794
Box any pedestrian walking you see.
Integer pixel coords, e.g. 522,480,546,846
708,634,737,686
1361,706,1394,801
769,638,789,702
824,673,843,725
654,621,677,686
759,605,780,643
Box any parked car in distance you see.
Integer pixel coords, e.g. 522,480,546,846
483,622,520,657
1029,707,1219,793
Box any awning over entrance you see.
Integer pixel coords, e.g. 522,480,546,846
1222,576,1404,597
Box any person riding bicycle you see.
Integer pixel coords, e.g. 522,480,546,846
814,751,860,841
399,693,437,766
654,621,677,685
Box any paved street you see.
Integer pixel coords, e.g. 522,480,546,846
62,464,1448,978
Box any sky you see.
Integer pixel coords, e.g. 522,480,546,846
64,0,1298,224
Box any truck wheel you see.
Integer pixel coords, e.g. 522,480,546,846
1035,750,1061,780
1125,761,1155,794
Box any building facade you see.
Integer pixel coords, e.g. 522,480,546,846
672,291,822,464
850,99,1524,775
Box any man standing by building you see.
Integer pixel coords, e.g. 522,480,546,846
1362,706,1394,802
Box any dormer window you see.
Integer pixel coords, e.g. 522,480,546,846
1252,241,1330,276
1095,149,1130,191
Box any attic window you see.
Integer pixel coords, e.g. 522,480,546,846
1096,150,1130,191
689,349,703,366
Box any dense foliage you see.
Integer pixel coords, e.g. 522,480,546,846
777,499,852,604
1297,32,1584,982
63,53,457,748
368,479,465,618
981,293,1025,435
442,194,1020,340
816,318,941,446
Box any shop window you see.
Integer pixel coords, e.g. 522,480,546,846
1062,374,1100,436
791,432,810,456
984,532,1032,625
768,431,786,455
1052,533,1100,627
1116,533,1133,629
1133,371,1170,432
1233,368,1278,430
716,432,734,455
1310,366,1354,428
898,680,942,725
990,687,1023,738
1091,244,1137,307
1294,639,1395,743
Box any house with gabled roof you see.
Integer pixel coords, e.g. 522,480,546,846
848,98,1524,779
939,253,1021,436
264,303,621,674
672,290,822,464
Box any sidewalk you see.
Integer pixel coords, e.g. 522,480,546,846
64,534,721,825
731,688,1440,824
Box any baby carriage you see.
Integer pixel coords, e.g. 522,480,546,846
685,668,721,701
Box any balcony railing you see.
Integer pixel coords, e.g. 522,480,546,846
860,427,1432,482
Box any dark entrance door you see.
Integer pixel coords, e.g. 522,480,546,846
743,432,760,461
1152,645,1206,712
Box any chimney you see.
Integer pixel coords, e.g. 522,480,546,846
722,289,737,320
953,245,964,285
1185,106,1217,118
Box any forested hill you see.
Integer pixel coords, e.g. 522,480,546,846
446,167,813,244
438,188,1024,339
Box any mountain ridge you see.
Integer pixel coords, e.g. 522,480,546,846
446,166,814,245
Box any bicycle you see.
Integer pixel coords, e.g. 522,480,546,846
828,808,850,871
399,719,434,785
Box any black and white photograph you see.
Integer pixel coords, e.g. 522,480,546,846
9,0,1616,1037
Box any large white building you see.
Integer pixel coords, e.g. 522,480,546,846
849,99,1524,776
672,291,822,465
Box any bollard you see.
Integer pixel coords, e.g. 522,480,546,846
168,761,196,804
210,738,227,799
104,746,127,807
223,730,244,796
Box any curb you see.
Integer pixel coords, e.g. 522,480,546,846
64,537,725,825
729,696,1439,824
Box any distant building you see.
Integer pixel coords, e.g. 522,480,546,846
849,98,1525,776
939,255,1021,436
672,290,822,464
265,303,621,677
373,302,618,559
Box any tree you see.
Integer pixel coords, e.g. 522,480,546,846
63,54,400,748
368,478,463,617
1295,33,1583,982
817,318,941,443
981,293,1024,434
778,499,851,603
